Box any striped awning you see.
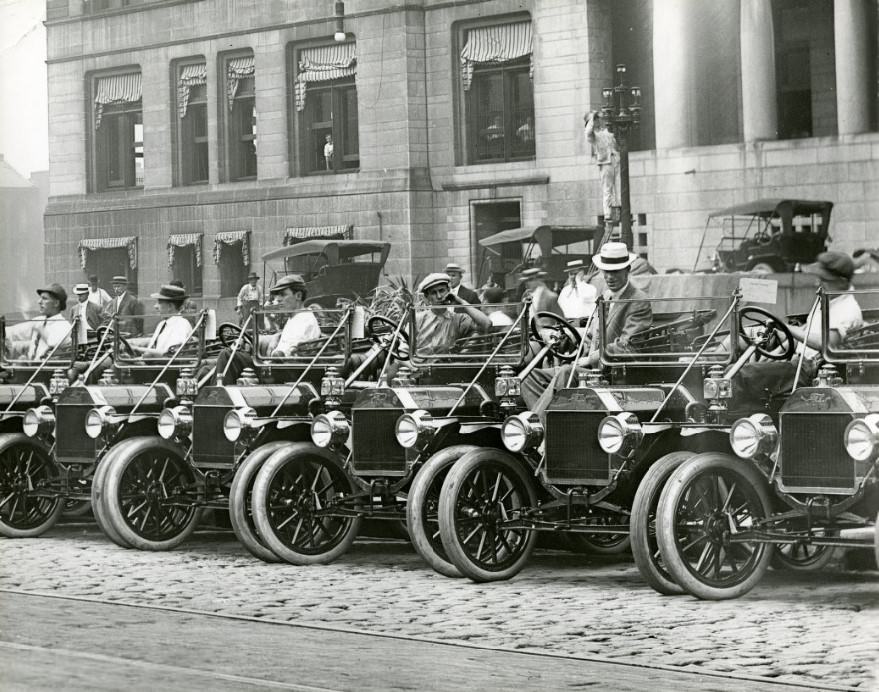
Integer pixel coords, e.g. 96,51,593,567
214,230,250,266
78,236,137,270
226,55,255,110
295,43,356,112
284,225,353,245
94,72,142,129
168,233,203,267
460,22,533,91
177,63,207,119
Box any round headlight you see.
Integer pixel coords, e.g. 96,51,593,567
310,410,348,448
845,414,879,463
85,405,117,440
729,413,777,459
157,406,191,440
597,413,643,458
223,407,256,442
501,411,543,453
23,405,54,438
394,410,433,449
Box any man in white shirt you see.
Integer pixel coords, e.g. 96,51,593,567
5,283,73,361
129,284,194,358
236,272,263,326
557,259,598,323
87,275,111,309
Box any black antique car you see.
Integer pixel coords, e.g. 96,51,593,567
655,287,879,599
247,300,538,569
435,294,738,582
694,199,832,274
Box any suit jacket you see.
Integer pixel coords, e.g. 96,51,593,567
456,285,481,305
68,301,103,330
104,292,144,335
588,282,652,359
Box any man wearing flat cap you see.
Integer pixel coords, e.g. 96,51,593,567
216,274,321,384
444,263,480,304
415,272,491,357
5,283,72,360
732,250,863,404
68,284,104,331
103,275,144,335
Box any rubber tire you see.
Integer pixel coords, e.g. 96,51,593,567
565,531,632,555
61,499,93,518
630,451,693,595
771,542,838,572
0,434,62,538
228,442,289,563
90,445,132,548
875,511,879,570
657,452,773,600
406,445,479,577
749,262,776,274
439,448,539,583
252,442,362,566
100,436,200,551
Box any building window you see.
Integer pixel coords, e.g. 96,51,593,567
214,231,250,297
84,0,129,14
459,20,535,164
470,200,521,289
176,61,209,185
168,234,203,297
91,71,143,191
223,54,257,181
294,43,359,174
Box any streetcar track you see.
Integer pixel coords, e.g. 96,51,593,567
0,588,859,692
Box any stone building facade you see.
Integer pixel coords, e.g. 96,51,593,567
44,0,879,314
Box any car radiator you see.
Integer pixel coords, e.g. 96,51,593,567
779,412,855,493
191,405,236,468
350,408,408,477
543,410,612,485
54,403,98,462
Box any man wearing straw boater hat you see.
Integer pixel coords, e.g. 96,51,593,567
520,241,652,411
68,283,104,330
444,262,480,304
558,258,597,322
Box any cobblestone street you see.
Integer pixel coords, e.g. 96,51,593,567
1,523,877,690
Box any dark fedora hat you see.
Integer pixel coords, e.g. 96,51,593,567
269,274,307,294
150,284,189,301
37,282,68,310
247,271,259,280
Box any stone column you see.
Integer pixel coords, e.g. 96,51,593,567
653,0,692,149
740,0,778,141
834,0,871,134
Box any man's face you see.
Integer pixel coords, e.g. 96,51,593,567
78,292,88,304
249,277,258,287
277,287,304,310
155,299,174,315
447,271,462,288
602,267,629,293
89,279,98,289
424,283,451,308
38,292,60,317
113,283,126,296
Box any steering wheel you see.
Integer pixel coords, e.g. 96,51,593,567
738,306,794,361
529,312,582,362
218,322,254,352
366,315,411,361
93,325,137,358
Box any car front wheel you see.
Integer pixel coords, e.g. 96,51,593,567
0,434,61,538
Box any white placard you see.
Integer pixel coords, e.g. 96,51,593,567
739,277,778,304
204,309,217,341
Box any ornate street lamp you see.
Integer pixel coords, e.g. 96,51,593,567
599,64,641,250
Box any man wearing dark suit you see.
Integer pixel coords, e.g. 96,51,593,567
104,275,144,335
68,284,104,330
444,263,481,304
521,242,652,411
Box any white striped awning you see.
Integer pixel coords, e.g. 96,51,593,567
284,225,353,245
460,22,533,91
94,72,142,129
226,55,255,110
78,236,137,269
214,230,250,266
167,233,203,267
177,63,207,119
295,43,356,112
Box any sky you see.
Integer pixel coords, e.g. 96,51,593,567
0,0,48,178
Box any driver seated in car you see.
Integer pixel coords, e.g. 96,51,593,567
521,242,652,412
730,251,863,406
215,274,321,384
5,283,72,361
127,284,195,358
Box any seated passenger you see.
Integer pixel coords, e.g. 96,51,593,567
521,242,652,411
483,286,515,327
558,259,597,323
216,274,320,384
731,251,863,406
5,283,72,360
128,284,195,358
414,272,491,357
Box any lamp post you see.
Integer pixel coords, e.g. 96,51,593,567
599,64,641,251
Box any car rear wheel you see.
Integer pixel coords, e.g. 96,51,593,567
630,451,693,595
252,443,361,566
0,434,62,538
406,445,479,578
61,499,92,518
874,512,878,570
101,437,200,551
91,449,132,548
438,448,538,583
565,525,631,555
657,452,773,600
771,540,837,572
229,442,290,563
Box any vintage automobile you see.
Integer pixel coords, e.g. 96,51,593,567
435,294,739,582
247,300,542,570
693,199,832,274
261,240,391,309
655,287,879,599
0,314,85,537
